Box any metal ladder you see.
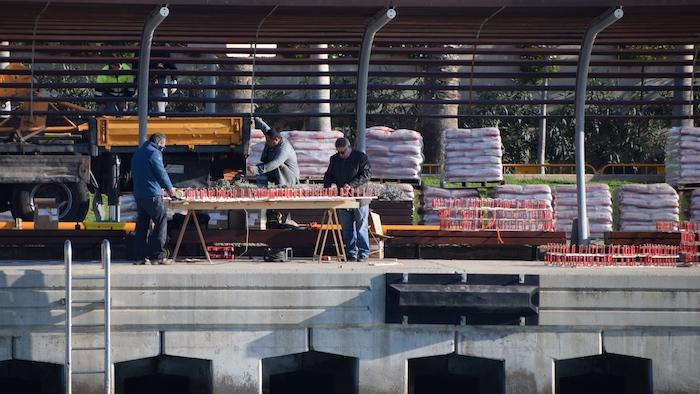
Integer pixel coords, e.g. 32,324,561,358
64,239,112,394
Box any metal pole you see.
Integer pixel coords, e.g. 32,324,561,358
102,240,112,394
138,6,169,145
355,8,396,153
537,71,548,174
64,240,72,394
574,8,623,245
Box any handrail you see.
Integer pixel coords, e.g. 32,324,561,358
64,239,111,394
64,240,72,394
102,239,112,394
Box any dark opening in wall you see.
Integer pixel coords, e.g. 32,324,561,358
262,350,358,394
0,359,64,394
114,355,212,394
409,354,505,394
555,352,652,394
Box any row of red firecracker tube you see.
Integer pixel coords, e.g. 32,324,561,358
431,198,550,210
180,187,375,201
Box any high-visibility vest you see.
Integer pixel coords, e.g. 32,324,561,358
96,64,135,96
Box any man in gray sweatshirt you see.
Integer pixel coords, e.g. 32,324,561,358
248,129,300,186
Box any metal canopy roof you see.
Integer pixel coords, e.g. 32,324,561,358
2,2,700,43
0,1,697,124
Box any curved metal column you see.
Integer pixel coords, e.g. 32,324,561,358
574,8,623,245
138,6,169,145
355,8,396,152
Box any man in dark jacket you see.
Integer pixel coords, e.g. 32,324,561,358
323,137,372,262
131,133,176,265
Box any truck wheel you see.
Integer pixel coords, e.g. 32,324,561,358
11,182,90,222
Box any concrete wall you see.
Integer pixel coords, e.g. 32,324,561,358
0,265,699,393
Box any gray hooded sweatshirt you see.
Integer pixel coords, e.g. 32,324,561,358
257,136,300,186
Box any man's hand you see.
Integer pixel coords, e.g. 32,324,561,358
168,188,182,200
247,164,260,176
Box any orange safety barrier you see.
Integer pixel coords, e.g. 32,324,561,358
0,221,136,232
422,163,664,177
503,163,597,175
598,163,665,175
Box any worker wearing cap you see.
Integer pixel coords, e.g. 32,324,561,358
247,129,300,187
323,137,372,262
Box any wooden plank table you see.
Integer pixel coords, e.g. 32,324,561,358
167,198,360,263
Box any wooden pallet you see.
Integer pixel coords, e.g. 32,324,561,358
386,230,565,246
370,177,422,185
439,180,505,189
604,231,682,246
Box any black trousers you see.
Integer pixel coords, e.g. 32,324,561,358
134,196,167,260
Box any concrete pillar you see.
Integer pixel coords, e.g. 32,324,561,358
165,329,307,394
456,327,601,394
603,329,700,394
312,327,455,394
672,44,695,128
1,41,10,116
308,44,332,131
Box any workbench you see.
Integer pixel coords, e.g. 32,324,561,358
167,198,361,263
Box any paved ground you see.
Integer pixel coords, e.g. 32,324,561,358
1,257,698,276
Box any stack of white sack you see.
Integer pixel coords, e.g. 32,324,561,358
618,183,679,231
442,128,503,183
282,130,344,178
249,129,265,149
246,141,266,171
690,189,700,222
665,126,700,186
420,186,479,225
554,184,613,239
366,126,423,180
492,184,552,209
363,182,415,201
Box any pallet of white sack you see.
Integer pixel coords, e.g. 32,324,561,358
674,183,700,191
440,179,505,189
370,177,421,185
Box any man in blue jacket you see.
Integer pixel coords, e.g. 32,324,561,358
131,133,176,265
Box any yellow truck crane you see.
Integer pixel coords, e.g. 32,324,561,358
0,63,249,222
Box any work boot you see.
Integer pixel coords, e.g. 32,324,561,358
155,258,173,265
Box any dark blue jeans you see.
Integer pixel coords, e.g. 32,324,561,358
134,196,167,260
338,205,370,259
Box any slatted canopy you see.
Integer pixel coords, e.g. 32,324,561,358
0,0,698,122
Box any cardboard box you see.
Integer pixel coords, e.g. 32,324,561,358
207,210,229,230
34,198,59,229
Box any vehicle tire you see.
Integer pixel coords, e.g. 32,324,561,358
11,182,90,222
